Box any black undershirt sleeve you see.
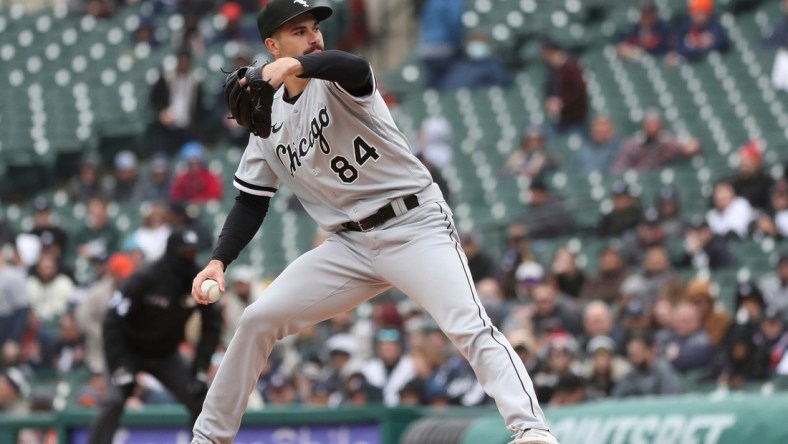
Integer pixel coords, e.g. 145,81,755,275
294,50,373,97
211,191,270,269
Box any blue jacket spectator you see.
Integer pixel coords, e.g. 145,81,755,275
617,1,672,58
672,0,730,60
656,302,715,373
417,0,465,90
439,32,509,91
573,116,621,174
765,0,788,49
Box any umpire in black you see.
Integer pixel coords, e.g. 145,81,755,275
87,229,222,444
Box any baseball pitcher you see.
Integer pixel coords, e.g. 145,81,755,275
191,1,557,443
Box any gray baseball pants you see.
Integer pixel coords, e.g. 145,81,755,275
192,200,547,443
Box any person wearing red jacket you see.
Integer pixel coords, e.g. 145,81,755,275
170,142,223,204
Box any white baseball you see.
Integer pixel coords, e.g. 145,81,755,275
200,279,222,303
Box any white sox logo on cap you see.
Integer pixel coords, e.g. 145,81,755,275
293,0,309,7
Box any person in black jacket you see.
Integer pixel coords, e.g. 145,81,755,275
149,50,205,156
86,229,222,444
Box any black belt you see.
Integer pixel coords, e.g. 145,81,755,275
342,195,420,232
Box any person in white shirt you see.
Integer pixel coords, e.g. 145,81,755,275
706,181,754,239
362,328,415,406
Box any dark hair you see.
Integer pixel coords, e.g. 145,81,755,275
554,373,587,393
627,329,655,348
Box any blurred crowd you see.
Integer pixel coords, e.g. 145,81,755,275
1,0,788,427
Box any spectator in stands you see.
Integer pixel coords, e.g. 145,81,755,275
504,124,557,179
212,2,258,45
67,153,103,203
668,0,730,64
758,309,788,376
619,208,667,267
551,247,585,298
612,330,682,397
730,140,774,212
460,231,498,283
318,334,362,402
733,281,766,328
69,0,115,18
580,301,624,352
77,371,107,408
580,247,630,304
598,180,642,238
620,246,681,304
0,368,30,414
0,246,29,348
753,179,788,239
759,253,788,320
718,322,770,388
573,115,621,175
498,224,533,300
220,266,258,349
616,1,672,59
519,179,575,239
548,373,589,406
26,197,71,278
87,230,221,442
102,150,144,203
345,371,383,407
706,181,755,239
682,278,730,347
26,254,76,325
613,110,700,173
767,0,788,91
413,116,454,170
132,16,160,48
417,0,465,90
28,197,68,262
532,334,582,403
540,38,588,134
657,301,715,374
75,252,135,373
679,218,737,270
619,299,654,342
439,30,510,91
127,202,172,261
140,154,173,203
364,329,415,406
656,185,685,238
514,260,546,303
580,335,630,399
71,196,121,283
52,313,87,373
766,0,788,49
263,374,300,405
170,142,223,204
530,282,583,338
149,50,205,156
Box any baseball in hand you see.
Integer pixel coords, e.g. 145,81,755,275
200,279,222,303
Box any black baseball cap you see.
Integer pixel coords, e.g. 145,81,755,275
257,0,333,40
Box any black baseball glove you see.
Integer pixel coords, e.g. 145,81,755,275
223,64,275,138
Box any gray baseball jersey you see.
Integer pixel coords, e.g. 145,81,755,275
233,74,433,232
